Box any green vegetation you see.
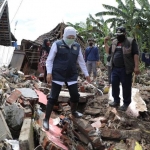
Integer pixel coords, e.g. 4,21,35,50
67,0,150,61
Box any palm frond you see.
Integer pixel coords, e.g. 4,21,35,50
105,18,124,24
136,0,150,9
96,11,121,17
66,22,74,26
102,4,128,18
116,0,128,12
88,14,103,27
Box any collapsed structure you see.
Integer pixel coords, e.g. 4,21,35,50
0,63,149,150
0,2,150,148
10,22,86,76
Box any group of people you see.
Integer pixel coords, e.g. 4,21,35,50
39,36,100,83
39,26,139,131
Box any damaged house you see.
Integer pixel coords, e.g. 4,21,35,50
0,0,17,46
11,22,86,75
0,0,16,68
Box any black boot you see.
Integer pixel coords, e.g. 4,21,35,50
109,101,120,108
43,103,53,131
70,102,83,118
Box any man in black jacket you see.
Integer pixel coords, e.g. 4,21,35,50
104,27,140,111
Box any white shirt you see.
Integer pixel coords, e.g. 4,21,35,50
46,42,89,86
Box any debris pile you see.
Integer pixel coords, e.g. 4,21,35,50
0,65,150,150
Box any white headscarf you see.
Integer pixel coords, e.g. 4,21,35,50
63,26,77,39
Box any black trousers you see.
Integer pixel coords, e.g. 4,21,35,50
107,66,111,84
111,67,132,106
43,66,47,83
47,82,80,105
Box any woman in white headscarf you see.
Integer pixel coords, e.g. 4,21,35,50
43,26,90,131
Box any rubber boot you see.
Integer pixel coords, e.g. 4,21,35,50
109,101,120,108
43,103,53,131
70,102,83,118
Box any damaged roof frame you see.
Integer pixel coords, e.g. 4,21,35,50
0,0,17,46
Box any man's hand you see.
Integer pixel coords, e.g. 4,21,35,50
86,76,91,83
96,61,100,67
104,36,110,44
134,67,140,75
47,74,52,84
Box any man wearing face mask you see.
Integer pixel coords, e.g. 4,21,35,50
108,26,140,111
43,26,91,131
85,38,100,81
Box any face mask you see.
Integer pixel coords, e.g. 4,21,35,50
89,43,93,46
117,34,125,42
64,38,75,45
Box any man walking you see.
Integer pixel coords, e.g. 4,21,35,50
85,38,100,81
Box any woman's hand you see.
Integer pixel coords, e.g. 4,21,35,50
47,74,52,83
86,76,91,83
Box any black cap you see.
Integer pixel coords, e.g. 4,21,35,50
87,38,95,42
115,26,126,35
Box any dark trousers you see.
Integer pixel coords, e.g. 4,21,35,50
47,82,80,105
111,67,132,105
107,66,111,84
43,66,47,83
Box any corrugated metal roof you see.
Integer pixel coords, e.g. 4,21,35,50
0,45,15,67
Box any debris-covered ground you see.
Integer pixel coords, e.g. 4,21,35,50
0,65,150,150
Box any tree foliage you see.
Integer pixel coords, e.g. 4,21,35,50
67,0,150,55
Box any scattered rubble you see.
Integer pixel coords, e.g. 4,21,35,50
0,65,150,150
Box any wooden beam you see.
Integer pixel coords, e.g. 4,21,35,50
25,51,39,54
27,57,40,60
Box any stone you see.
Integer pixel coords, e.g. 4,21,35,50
85,108,101,115
17,88,38,99
71,117,104,149
4,103,25,130
101,129,121,140
6,90,21,104
101,129,141,141
58,91,94,103
19,118,34,150
0,110,12,141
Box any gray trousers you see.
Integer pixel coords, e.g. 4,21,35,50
86,61,97,78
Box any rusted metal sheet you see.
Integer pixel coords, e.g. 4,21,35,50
45,118,68,150
35,89,47,105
